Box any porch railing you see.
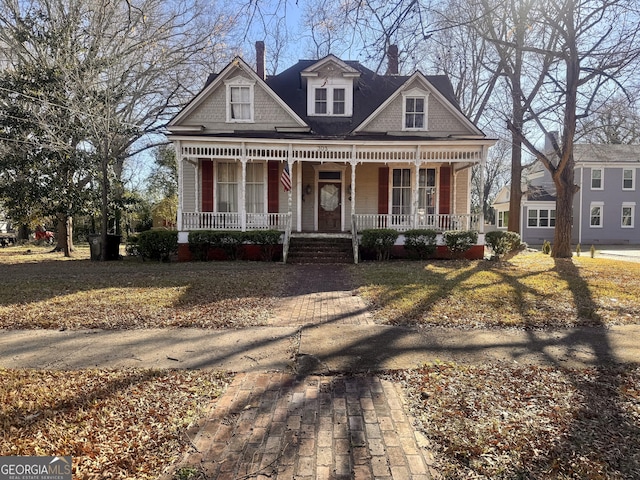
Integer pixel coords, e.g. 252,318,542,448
353,213,482,232
182,212,290,231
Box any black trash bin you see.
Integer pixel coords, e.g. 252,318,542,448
105,234,121,261
88,234,101,261
88,234,121,260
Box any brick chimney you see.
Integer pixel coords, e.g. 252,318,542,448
387,45,399,75
256,41,266,80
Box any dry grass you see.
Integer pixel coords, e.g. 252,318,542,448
0,368,232,479
354,251,640,328
390,363,640,479
0,245,287,329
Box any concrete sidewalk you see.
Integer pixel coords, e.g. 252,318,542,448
3,263,639,480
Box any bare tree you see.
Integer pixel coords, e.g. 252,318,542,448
0,0,237,257
578,93,640,144
503,0,640,257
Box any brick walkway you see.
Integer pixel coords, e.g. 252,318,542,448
164,265,440,479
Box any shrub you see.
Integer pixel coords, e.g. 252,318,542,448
542,240,552,255
189,230,283,261
485,230,522,258
125,234,140,257
136,230,178,262
404,229,437,259
360,229,399,261
443,230,478,258
244,230,282,261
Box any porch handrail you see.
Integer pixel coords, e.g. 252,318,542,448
182,212,290,231
353,213,482,232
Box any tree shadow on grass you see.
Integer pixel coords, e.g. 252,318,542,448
543,258,640,478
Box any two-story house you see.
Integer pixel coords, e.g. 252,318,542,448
494,142,640,246
168,43,496,261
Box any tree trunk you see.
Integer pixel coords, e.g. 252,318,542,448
55,214,74,257
508,138,523,234
552,161,575,258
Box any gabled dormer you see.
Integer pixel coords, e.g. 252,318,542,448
301,55,361,117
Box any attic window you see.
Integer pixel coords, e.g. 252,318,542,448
225,78,255,123
402,90,429,131
307,78,353,116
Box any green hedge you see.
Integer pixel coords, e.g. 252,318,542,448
485,230,522,257
360,229,399,261
134,230,178,262
404,229,438,259
188,230,282,261
443,230,478,257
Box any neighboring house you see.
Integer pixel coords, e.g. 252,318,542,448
168,43,496,261
495,142,640,246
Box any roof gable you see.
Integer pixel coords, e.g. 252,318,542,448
354,73,482,137
168,57,307,131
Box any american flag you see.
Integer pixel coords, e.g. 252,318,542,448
280,164,292,192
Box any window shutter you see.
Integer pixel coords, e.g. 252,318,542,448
439,166,451,215
268,160,279,213
201,159,214,212
378,167,389,214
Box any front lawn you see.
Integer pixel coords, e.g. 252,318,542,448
0,245,287,329
390,362,640,479
0,368,232,479
353,251,640,328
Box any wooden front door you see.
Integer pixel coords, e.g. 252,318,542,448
318,182,341,231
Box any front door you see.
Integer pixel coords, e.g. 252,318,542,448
318,182,341,231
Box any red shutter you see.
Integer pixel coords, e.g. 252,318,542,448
267,161,279,213
201,159,214,212
439,166,451,215
378,167,389,214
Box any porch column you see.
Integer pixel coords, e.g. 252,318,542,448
412,160,420,229
240,154,247,231
175,140,183,231
287,144,295,231
296,157,302,232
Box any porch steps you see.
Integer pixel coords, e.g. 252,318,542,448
287,235,353,264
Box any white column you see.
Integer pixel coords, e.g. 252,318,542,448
296,157,302,232
240,156,247,231
412,161,420,229
176,140,183,231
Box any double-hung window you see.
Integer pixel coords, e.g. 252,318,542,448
622,203,635,228
312,86,349,116
591,168,603,190
226,79,255,123
498,211,509,229
404,97,425,129
590,202,603,227
245,163,265,213
623,169,635,190
418,168,436,218
392,169,411,217
217,162,238,212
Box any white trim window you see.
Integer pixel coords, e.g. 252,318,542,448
591,168,603,190
392,168,411,216
226,78,255,123
245,162,265,213
497,210,509,229
308,79,353,116
622,203,635,228
623,168,635,190
528,208,555,228
590,202,603,228
404,96,426,130
217,162,238,212
418,168,436,216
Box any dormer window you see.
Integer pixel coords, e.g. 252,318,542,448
225,77,255,123
402,89,429,131
311,85,350,116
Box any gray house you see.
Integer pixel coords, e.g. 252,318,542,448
494,143,640,246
